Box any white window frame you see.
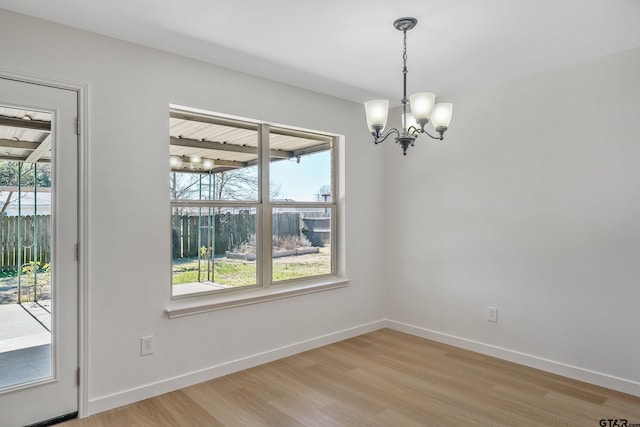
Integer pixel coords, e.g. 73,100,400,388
166,107,347,317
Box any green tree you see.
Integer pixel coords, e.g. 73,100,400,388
0,161,51,187
0,160,51,216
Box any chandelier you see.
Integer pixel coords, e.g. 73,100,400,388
364,17,453,155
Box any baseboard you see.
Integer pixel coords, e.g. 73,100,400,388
386,319,640,398
86,319,386,416
87,317,640,416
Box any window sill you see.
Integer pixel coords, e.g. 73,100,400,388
165,277,349,318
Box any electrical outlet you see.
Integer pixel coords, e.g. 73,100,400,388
488,306,498,323
141,335,153,356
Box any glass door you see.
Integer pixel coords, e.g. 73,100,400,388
0,77,79,426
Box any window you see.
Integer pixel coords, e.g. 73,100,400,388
169,106,338,298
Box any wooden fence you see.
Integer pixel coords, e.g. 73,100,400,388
0,215,51,272
302,216,331,247
0,213,329,269
172,212,303,258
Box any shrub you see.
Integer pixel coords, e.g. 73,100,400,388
233,234,257,254
272,235,311,250
232,234,313,254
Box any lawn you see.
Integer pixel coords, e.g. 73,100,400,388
172,248,331,287
172,258,256,287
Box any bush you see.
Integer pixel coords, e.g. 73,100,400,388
233,234,257,254
232,234,312,254
273,235,311,250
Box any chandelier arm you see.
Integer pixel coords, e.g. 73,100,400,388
421,130,445,140
407,125,444,140
372,128,400,144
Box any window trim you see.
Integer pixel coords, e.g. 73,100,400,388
165,276,349,318
168,106,344,310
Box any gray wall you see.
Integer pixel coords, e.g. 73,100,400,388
0,10,387,413
385,46,640,394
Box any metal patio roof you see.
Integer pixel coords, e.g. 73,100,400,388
0,107,52,163
170,110,332,174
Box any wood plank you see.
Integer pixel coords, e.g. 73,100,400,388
169,156,247,171
171,136,294,159
62,329,640,426
0,116,51,131
0,138,40,150
0,186,51,193
25,134,51,163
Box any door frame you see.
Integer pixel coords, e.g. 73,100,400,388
0,68,89,418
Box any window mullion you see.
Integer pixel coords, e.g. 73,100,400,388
331,204,337,276
331,136,338,277
259,124,272,288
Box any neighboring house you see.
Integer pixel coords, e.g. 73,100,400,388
0,191,51,216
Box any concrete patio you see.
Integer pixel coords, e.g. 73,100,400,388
0,303,52,389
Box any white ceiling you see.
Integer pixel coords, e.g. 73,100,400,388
1,0,640,104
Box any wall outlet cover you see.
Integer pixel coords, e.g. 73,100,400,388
488,306,498,323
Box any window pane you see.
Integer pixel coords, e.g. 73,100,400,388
169,167,258,201
170,114,259,201
169,107,340,298
270,132,332,202
0,158,53,389
171,206,258,296
272,207,332,282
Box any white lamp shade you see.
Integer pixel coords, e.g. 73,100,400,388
431,103,453,128
402,112,417,130
364,99,389,131
409,92,436,120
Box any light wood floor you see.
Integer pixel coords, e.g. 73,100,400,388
64,329,640,426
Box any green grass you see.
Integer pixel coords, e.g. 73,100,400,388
173,252,331,288
272,259,331,282
173,259,256,287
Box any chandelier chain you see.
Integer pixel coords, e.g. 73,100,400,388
402,29,409,128
403,29,408,68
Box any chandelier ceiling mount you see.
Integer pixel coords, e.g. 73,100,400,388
393,17,417,32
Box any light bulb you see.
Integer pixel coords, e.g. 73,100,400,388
402,113,417,130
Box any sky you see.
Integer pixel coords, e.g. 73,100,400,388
270,151,330,202
169,149,332,203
